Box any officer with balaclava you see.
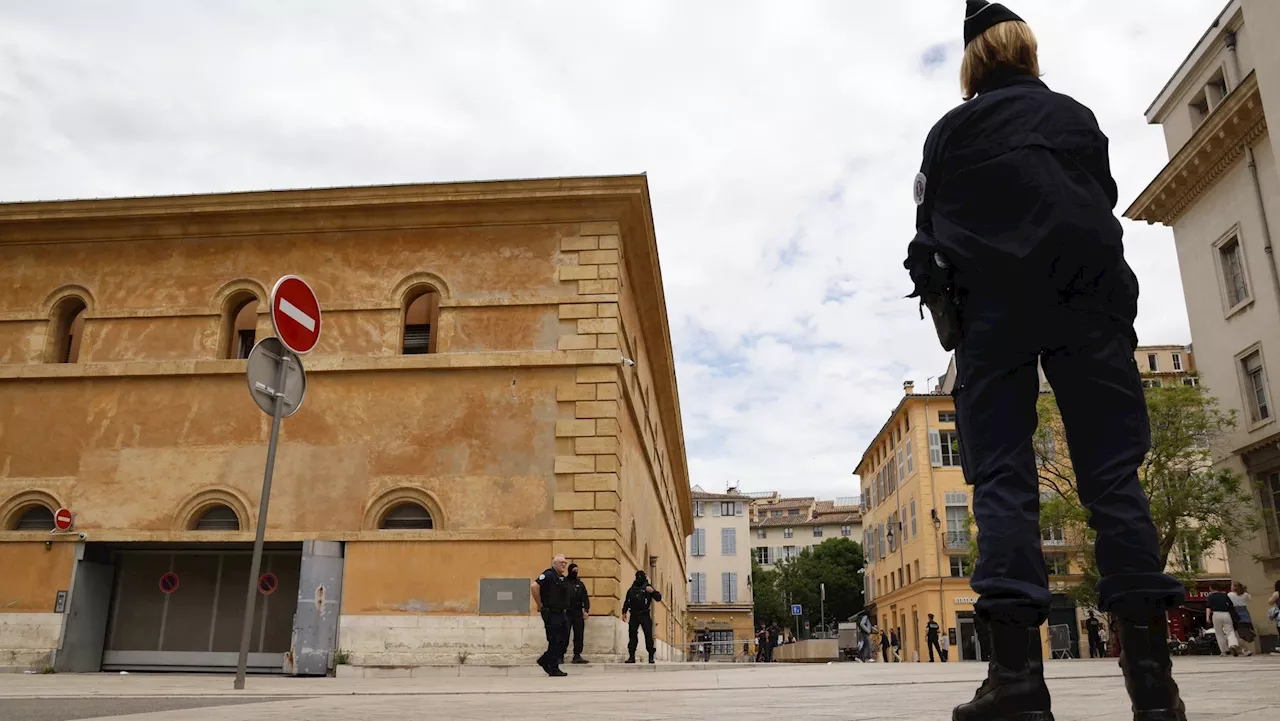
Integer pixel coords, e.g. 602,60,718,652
621,570,662,663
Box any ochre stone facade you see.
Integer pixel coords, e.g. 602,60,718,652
0,176,692,670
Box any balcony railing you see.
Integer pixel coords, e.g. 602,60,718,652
944,531,970,549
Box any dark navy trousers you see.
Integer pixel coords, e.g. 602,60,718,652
952,292,1184,628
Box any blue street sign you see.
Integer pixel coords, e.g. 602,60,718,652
791,604,803,616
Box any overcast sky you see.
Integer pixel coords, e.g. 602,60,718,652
1,1,1221,500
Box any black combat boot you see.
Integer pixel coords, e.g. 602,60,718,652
625,654,636,664
953,623,1054,721
1116,614,1186,721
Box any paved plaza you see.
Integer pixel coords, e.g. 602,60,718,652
0,656,1276,721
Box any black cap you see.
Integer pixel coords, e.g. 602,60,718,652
635,570,647,582
964,1,1024,46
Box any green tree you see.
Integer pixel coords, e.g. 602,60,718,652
1031,381,1257,608
751,562,787,627
770,537,865,636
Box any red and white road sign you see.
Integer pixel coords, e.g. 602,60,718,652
270,275,322,355
53,508,73,531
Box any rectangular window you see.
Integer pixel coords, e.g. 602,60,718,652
1172,353,1183,371
841,525,852,537
906,565,912,584
771,510,782,518
1044,553,1069,576
1147,353,1159,372
693,501,704,517
1041,525,1066,547
813,526,823,538
783,545,798,560
753,547,775,565
939,430,962,467
938,411,956,423
897,449,906,485
1034,430,1057,467
757,528,767,539
1183,377,1200,387
1241,350,1271,423
910,498,918,539
783,527,794,539
721,572,735,603
887,512,898,553
915,560,921,582
949,556,971,577
691,528,706,556
720,501,735,516
689,572,706,603
929,429,943,467
788,508,801,516
736,501,744,516
721,528,737,556
1259,471,1280,557
905,439,915,475
1219,236,1250,309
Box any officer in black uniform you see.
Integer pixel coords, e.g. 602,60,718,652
564,563,590,665
621,570,662,663
904,4,1186,720
1086,611,1105,659
531,554,571,677
925,614,943,663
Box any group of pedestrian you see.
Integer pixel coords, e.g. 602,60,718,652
1204,581,1265,657
531,554,662,677
754,623,782,662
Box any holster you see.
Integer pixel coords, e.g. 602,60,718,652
907,254,963,352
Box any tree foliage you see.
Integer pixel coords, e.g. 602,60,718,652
1032,381,1257,608
752,537,865,635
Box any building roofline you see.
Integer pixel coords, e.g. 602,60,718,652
854,392,951,474
1144,0,1241,122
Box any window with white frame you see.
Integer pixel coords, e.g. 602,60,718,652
949,556,971,577
689,572,707,603
897,449,905,485
1172,353,1183,371
1183,377,1200,387
1041,525,1066,547
756,528,767,539
1147,353,1159,372
783,545,798,560
938,411,956,423
753,547,775,565
813,526,823,537
691,528,706,556
721,527,737,556
783,527,793,539
721,572,739,603
931,429,961,467
693,501,704,517
910,498,917,539
905,438,914,475
1044,552,1070,576
1217,233,1251,310
720,501,737,516
1240,350,1271,423
842,525,852,537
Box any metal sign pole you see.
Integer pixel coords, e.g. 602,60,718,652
234,351,292,690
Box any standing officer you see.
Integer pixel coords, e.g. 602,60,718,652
1086,611,1105,659
564,563,590,665
925,614,944,663
621,570,662,663
531,554,571,677
904,3,1186,720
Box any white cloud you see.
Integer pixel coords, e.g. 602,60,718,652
0,1,1216,500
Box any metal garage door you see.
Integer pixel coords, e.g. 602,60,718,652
102,548,301,672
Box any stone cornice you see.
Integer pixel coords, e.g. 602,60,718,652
1125,72,1266,227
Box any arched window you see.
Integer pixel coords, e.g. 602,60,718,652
13,504,54,531
193,505,240,531
402,287,439,355
48,297,87,363
224,294,260,360
379,502,434,530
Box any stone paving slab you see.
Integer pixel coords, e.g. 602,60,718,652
0,657,1274,720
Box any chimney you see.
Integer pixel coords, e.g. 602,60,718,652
903,380,915,395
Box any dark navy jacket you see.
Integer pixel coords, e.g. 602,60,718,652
905,73,1138,322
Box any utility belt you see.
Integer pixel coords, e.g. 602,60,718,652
908,252,963,351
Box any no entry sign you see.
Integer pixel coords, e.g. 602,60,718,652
270,275,322,355
53,508,73,531
159,572,180,595
257,573,278,595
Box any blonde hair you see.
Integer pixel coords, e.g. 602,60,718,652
960,21,1041,100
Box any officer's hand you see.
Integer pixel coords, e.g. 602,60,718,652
622,613,629,623
645,585,654,593
583,610,589,620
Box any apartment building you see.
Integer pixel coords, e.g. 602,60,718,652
687,487,753,656
1124,0,1280,639
748,495,863,570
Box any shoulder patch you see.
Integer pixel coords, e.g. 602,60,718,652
913,172,927,206
537,574,545,581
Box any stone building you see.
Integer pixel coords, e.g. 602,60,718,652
1124,0,1280,649
0,176,692,673
749,495,863,571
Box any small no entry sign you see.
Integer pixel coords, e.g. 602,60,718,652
270,275,322,355
53,508,74,531
257,573,278,596
159,572,180,595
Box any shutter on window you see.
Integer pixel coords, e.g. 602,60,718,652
906,439,914,474
403,324,431,354
730,573,739,603
736,501,744,516
929,429,943,467
712,503,720,516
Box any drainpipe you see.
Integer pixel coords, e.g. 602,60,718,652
1226,31,1280,316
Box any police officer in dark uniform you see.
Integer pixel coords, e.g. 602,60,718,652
621,570,661,663
926,614,944,663
904,3,1186,720
531,553,571,677
564,563,590,665
1086,611,1105,659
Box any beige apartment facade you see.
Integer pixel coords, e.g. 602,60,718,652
748,495,863,571
687,488,753,656
1126,0,1280,647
